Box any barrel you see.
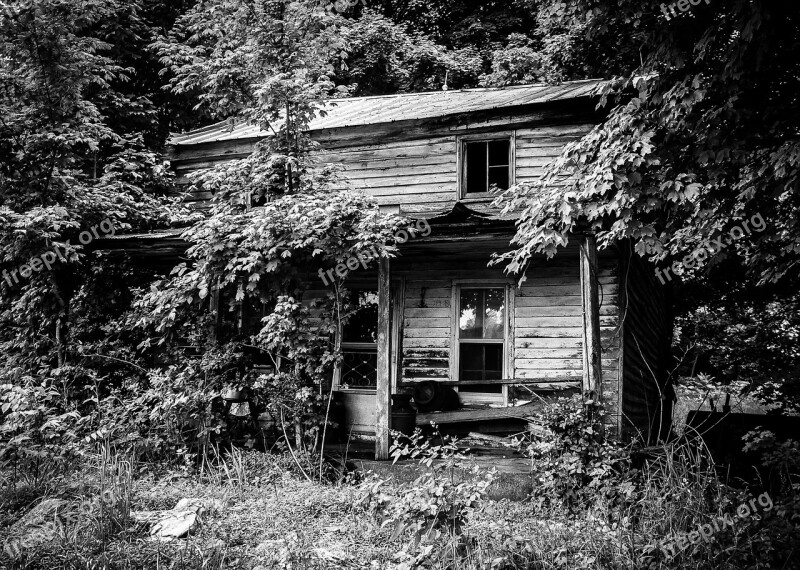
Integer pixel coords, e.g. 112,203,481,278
412,381,461,412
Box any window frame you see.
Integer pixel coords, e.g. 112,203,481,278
450,280,515,404
335,289,379,393
457,132,516,200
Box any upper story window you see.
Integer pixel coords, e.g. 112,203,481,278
462,138,512,196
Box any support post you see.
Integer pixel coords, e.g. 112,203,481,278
580,234,603,411
375,257,392,460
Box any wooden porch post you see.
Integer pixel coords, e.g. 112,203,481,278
375,256,392,460
580,234,603,407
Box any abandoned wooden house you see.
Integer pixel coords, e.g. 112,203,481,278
109,79,673,460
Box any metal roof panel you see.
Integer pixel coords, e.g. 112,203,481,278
169,79,605,146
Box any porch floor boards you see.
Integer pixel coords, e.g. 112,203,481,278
325,442,534,501
416,402,539,425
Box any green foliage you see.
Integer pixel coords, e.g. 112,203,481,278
335,9,482,94
499,0,800,284
358,428,495,568
522,395,635,511
496,0,800,409
155,0,348,128
0,0,196,476
672,287,800,412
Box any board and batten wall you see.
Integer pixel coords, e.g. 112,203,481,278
618,243,672,442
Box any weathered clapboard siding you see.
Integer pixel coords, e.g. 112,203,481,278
513,257,620,400
514,124,593,184
317,137,456,210
513,252,623,433
401,280,451,382
168,113,597,213
618,243,671,442
390,246,622,403
393,251,508,383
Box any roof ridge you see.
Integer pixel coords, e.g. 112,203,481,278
323,78,605,104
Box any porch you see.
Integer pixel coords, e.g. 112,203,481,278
324,205,616,460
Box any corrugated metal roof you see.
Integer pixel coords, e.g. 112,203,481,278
169,79,605,146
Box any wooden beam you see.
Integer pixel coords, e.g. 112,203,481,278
399,378,581,387
580,234,603,406
416,403,540,425
375,257,392,460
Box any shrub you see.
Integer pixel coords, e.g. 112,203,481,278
357,428,495,568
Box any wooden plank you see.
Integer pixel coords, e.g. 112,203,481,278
517,283,619,297
515,338,583,349
317,135,456,156
405,287,452,300
404,297,450,309
403,327,449,338
404,317,450,329
375,257,392,460
348,171,455,186
515,305,618,317
342,161,455,179
518,275,617,287
515,157,558,171
580,234,603,410
515,348,585,359
416,403,540,425
404,307,450,318
515,358,617,369
325,146,455,164
514,316,618,328
515,326,586,338
515,368,616,379
523,266,616,276
515,294,619,308
515,295,583,307
371,191,454,205
403,337,450,348
511,381,581,391
515,123,594,137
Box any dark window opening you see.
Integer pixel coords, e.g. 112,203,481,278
464,139,510,194
341,290,378,389
343,290,378,343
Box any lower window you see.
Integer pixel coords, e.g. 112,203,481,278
341,349,378,389
456,287,506,398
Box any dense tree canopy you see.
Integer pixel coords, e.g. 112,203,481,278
1,0,799,465
494,0,800,403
